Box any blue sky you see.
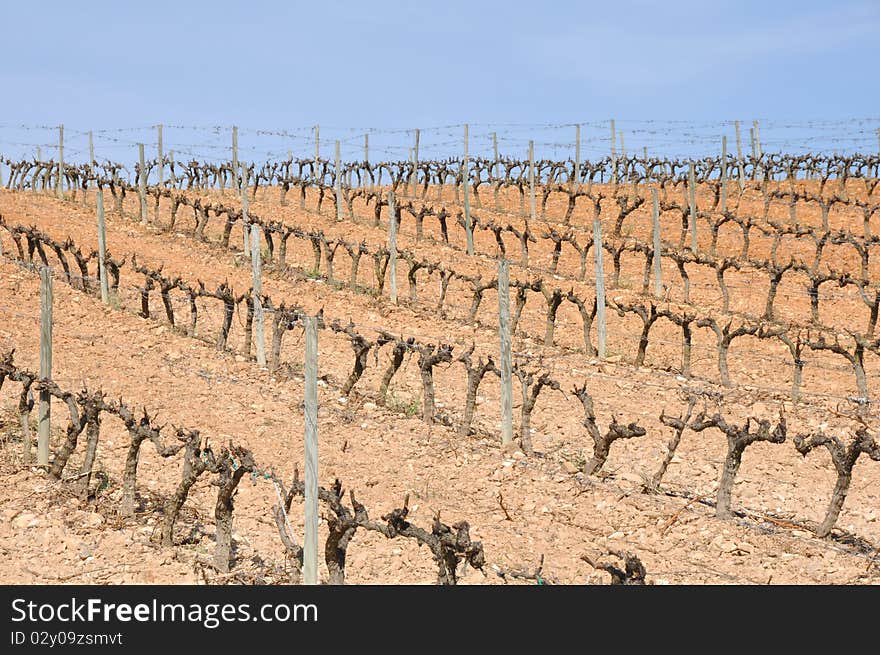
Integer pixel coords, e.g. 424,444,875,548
1,0,878,161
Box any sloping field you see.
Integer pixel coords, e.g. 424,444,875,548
1,170,879,584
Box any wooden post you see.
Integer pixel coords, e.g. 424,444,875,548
620,131,626,183
335,140,343,222
610,119,617,184
56,124,64,199
498,259,514,449
231,125,239,191
412,128,420,196
652,188,662,297
157,124,164,187
735,120,745,192
38,267,53,467
138,143,148,223
96,191,110,304
688,161,698,250
37,146,42,162
250,222,266,366
388,191,398,304
88,131,94,166
593,217,606,359
575,124,581,186
529,140,536,220
721,135,728,212
463,124,474,255
302,315,319,585
241,165,251,256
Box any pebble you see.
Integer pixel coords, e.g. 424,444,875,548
81,513,105,529
11,512,39,529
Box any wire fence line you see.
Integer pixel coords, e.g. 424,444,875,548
1,119,879,167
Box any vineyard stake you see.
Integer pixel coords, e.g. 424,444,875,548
610,119,617,185
498,259,514,449
335,140,343,222
154,124,163,220
413,128,420,196
313,125,320,210
749,126,756,181
250,221,266,366
138,143,148,224
529,140,536,220
314,125,320,207
56,124,64,199
38,266,53,467
688,161,698,250
96,190,110,304
388,191,398,304
88,131,94,168
364,133,370,193
575,124,581,187
735,120,745,192
754,119,763,182
721,135,728,212
652,188,662,297
157,123,164,188
232,125,239,191
314,124,320,161
463,123,474,255
168,150,176,188
593,216,607,359
493,132,500,208
303,315,319,585
620,131,626,183
241,165,251,257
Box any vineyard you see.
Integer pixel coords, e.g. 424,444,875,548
1,134,880,585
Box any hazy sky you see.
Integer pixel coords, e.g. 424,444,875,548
1,0,877,160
